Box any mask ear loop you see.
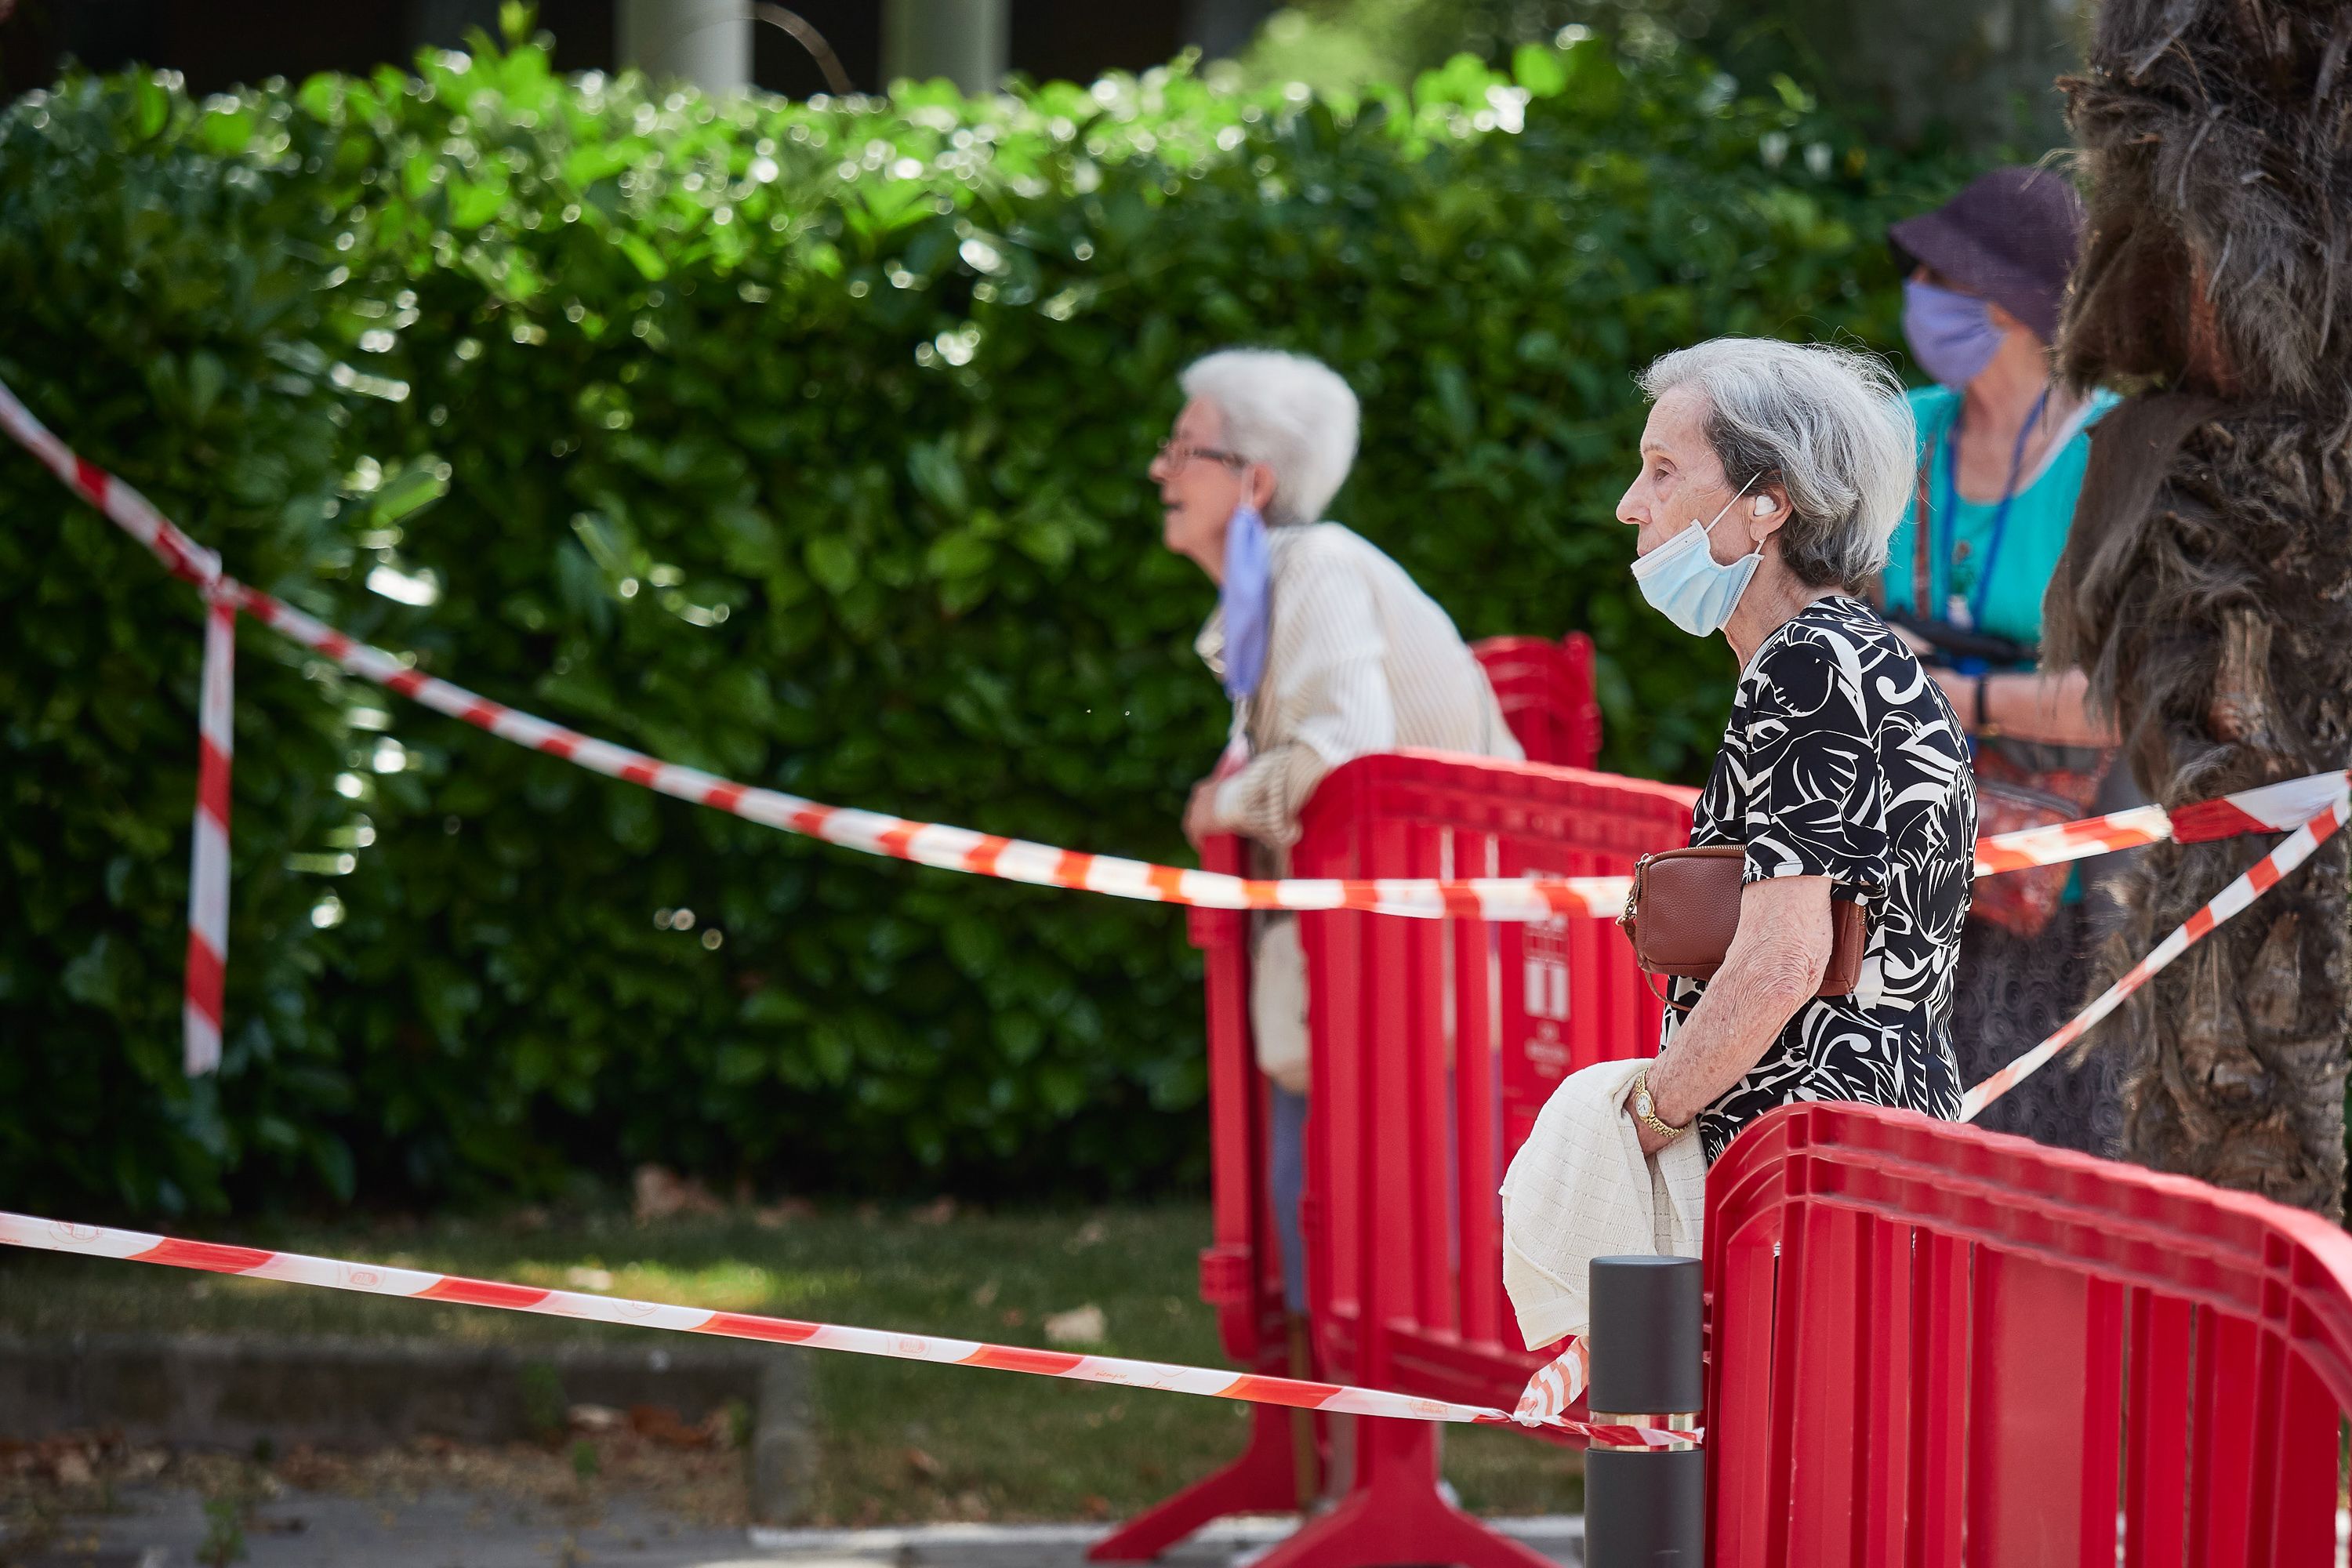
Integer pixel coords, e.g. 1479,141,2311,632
1701,471,1764,554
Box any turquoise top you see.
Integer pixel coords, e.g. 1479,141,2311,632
1881,385,2122,650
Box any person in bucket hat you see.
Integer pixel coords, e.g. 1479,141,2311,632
1880,165,2137,1159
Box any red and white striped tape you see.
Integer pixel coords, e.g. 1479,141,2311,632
1512,1334,1589,1428
0,381,221,590
234,580,1639,921
0,379,238,1076
0,379,1646,931
0,1209,1694,1451
1960,797,2350,1120
184,588,237,1075
1969,769,2352,875
10,372,2352,1072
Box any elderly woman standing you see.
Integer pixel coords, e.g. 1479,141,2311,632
1616,338,1973,1158
1881,166,2131,1156
1505,338,1970,1425
1150,347,1519,1339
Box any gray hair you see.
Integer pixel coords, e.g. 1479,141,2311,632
1637,338,1917,590
1178,349,1361,526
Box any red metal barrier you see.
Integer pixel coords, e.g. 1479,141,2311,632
1706,1102,2352,1566
1092,633,1686,1566
1285,754,1696,1567
1472,633,1604,769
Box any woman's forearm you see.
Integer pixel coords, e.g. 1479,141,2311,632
1643,877,1834,1129
1934,666,2118,747
1985,668,2117,747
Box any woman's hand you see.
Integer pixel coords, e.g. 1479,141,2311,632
1182,779,1226,850
1628,1088,1685,1156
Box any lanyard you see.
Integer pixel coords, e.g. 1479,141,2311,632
1933,387,2049,633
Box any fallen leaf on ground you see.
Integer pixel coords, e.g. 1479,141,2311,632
904,1446,943,1479
627,1406,710,1450
566,1404,624,1433
632,1164,722,1222
1043,1305,1106,1345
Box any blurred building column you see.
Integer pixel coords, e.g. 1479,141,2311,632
881,0,1008,93
1181,0,1272,62
408,0,502,51
1777,0,2089,152
619,0,752,94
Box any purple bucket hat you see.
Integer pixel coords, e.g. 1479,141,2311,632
1889,165,2087,343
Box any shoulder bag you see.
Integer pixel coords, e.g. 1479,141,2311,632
1616,845,1874,1001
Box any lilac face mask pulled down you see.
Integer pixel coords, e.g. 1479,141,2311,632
1631,477,1761,639
1218,500,1271,702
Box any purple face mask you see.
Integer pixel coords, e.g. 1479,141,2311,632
1902,278,2006,390
1218,500,1270,702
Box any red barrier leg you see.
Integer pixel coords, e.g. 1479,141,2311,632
1244,1417,1555,1568
1087,1399,1305,1562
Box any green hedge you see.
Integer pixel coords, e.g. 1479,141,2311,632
0,27,1972,1213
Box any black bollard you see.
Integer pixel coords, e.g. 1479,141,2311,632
1584,1254,1704,1566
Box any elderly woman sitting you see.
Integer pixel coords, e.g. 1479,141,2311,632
1620,337,1974,1156
1508,339,1974,1419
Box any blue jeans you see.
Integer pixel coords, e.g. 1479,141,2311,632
1269,1084,1308,1313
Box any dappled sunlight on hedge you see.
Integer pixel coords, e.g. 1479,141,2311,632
0,24,1974,1214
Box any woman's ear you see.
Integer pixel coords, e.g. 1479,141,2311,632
1748,485,1791,546
1984,298,2045,351
1247,463,1277,514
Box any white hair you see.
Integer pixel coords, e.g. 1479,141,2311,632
1178,349,1361,526
1638,338,1918,590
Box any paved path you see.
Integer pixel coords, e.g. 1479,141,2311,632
748,1516,1581,1566
3,1487,750,1568
5,1493,1583,1568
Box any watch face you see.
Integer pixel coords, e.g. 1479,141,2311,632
1634,1091,1653,1117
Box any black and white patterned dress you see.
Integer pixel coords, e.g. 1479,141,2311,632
1664,596,1977,1161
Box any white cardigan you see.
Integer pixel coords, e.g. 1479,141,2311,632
1499,1055,1708,1352
1196,522,1519,852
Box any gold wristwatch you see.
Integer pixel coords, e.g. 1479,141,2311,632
1630,1069,1690,1143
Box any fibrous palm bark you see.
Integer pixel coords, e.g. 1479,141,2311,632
2048,0,2352,1218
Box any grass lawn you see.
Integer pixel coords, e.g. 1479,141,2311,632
0,1202,1578,1525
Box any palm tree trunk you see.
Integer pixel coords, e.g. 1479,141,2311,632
2116,494,2352,1215
2052,408,2352,1220
2049,0,2352,1219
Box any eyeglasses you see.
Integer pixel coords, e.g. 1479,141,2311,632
1156,438,1248,470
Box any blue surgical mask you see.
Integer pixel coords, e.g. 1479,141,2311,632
1218,500,1271,701
1902,278,2005,390
1632,477,1762,638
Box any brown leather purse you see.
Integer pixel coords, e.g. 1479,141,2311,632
1616,845,1875,1000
